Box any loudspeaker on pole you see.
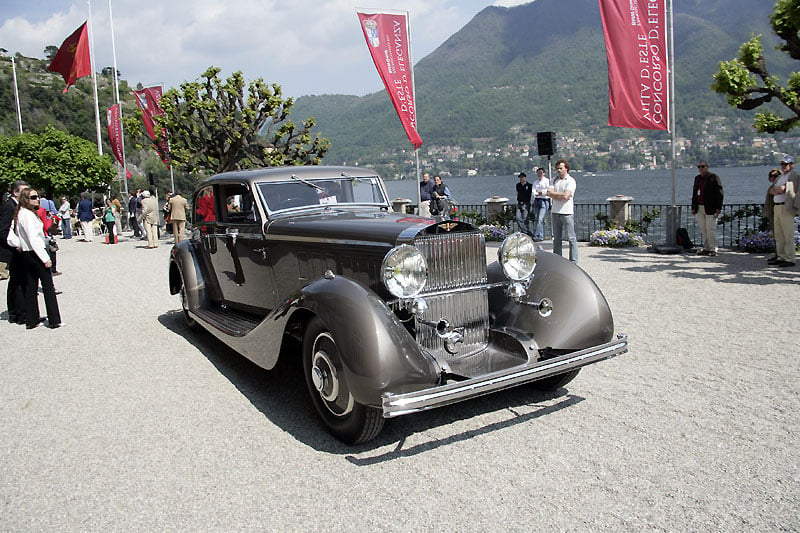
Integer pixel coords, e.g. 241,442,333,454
537,132,556,157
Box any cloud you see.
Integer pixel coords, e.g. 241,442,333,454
0,0,530,96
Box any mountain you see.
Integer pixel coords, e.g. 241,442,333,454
293,0,794,168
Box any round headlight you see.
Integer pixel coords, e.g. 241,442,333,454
498,232,536,281
382,245,428,298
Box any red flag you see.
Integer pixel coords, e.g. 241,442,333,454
599,0,669,130
133,87,170,165
106,104,131,178
48,22,92,93
357,11,422,149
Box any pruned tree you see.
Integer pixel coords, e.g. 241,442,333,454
0,126,114,196
127,66,330,175
712,0,800,133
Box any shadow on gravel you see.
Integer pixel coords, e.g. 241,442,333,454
592,247,799,285
158,309,585,457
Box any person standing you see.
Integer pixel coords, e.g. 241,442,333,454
691,160,724,256
58,196,72,239
167,191,190,244
13,188,62,329
76,192,95,242
0,180,28,322
515,172,533,236
531,167,550,242
102,199,117,244
764,168,781,263
419,172,435,217
127,191,142,238
111,196,123,237
768,155,798,267
141,190,159,249
547,159,578,263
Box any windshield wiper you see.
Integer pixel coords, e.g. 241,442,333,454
290,174,326,192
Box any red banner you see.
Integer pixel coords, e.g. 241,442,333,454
357,11,422,149
106,104,130,178
134,86,170,165
48,21,92,93
599,0,669,130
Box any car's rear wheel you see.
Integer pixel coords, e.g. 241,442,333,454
179,274,201,332
531,369,581,391
302,317,384,444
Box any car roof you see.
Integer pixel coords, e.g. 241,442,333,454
201,166,380,186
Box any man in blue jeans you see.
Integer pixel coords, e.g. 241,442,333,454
547,159,578,263
515,172,533,236
531,167,550,241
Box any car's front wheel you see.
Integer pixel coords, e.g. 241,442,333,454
302,318,384,444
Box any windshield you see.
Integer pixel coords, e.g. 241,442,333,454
257,176,388,212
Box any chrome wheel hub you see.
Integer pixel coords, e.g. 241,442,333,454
311,333,354,417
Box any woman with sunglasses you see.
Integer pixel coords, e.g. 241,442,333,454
13,188,62,329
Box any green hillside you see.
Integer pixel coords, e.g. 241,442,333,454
294,0,794,169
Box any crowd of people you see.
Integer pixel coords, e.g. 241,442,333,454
0,184,191,331
418,154,799,267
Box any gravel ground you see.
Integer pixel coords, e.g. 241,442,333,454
0,232,798,531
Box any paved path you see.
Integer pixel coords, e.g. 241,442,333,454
1,234,797,531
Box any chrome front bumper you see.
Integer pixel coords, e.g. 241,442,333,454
382,333,628,418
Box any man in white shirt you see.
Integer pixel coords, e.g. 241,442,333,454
546,159,578,263
531,167,550,241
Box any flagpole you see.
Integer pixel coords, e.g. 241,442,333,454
405,10,422,212
667,0,677,244
87,0,103,155
11,56,23,134
108,0,129,198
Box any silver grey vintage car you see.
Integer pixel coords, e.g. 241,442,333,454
169,166,627,444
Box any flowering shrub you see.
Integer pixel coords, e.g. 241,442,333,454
589,228,645,247
739,230,800,253
479,224,509,241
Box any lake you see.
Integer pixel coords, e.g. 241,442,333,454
383,165,775,206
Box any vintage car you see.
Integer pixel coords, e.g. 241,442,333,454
169,166,627,444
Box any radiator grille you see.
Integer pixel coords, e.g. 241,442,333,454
414,230,489,360
414,231,487,292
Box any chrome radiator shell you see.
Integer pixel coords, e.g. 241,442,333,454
413,231,489,360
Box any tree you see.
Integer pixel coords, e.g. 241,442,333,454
712,0,800,133
127,67,330,175
0,126,115,196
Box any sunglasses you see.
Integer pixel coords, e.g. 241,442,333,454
29,195,39,199
697,165,707,168
781,162,790,165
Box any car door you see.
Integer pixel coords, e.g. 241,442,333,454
209,182,276,314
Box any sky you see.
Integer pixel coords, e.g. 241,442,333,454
0,0,529,98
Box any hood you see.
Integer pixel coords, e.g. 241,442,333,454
265,209,474,247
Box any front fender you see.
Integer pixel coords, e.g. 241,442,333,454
297,275,441,407
488,251,615,350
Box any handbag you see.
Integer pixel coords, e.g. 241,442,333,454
48,236,59,252
6,221,21,249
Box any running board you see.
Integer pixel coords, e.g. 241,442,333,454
192,306,263,337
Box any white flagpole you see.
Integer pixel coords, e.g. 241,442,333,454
405,10,422,213
666,0,678,244
87,0,103,155
108,0,129,198
11,56,23,134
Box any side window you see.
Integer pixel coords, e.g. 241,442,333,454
195,186,216,223
220,183,258,224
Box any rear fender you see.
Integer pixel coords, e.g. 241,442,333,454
169,241,207,310
488,251,614,351
297,275,440,407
